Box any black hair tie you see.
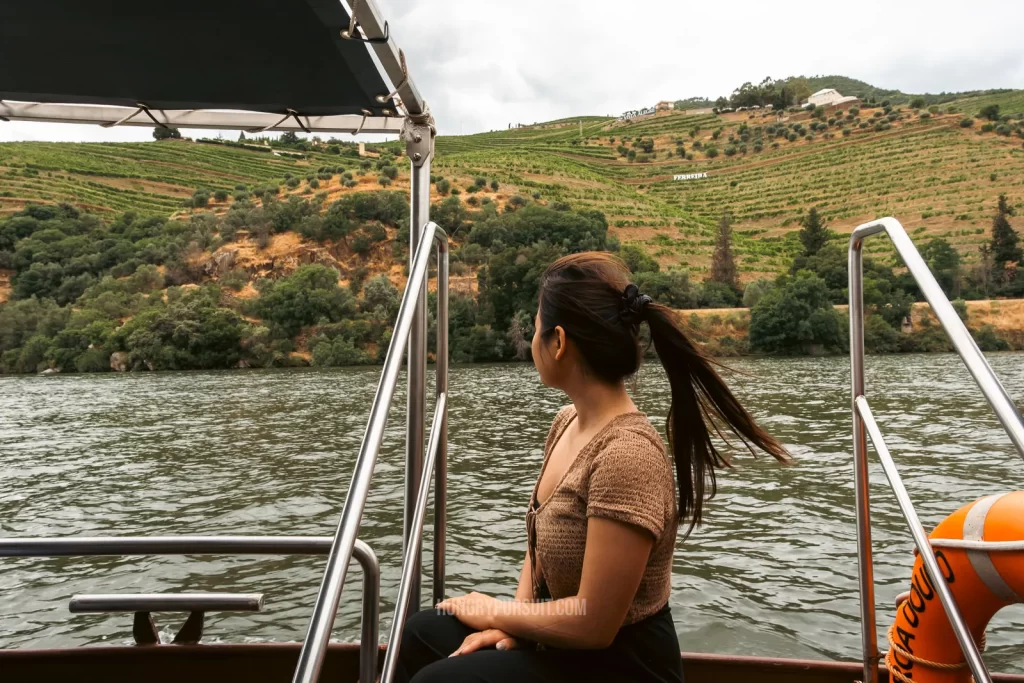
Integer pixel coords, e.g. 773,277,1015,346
620,283,653,327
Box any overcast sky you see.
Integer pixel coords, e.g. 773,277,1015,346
2,0,1022,142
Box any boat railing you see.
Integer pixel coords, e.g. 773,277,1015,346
292,219,449,683
849,216,1024,683
0,536,379,683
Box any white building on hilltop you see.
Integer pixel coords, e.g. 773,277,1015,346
804,88,860,109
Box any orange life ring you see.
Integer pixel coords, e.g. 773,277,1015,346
886,491,1024,683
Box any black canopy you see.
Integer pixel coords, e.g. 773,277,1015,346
0,0,397,116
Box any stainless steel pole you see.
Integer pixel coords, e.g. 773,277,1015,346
292,220,439,683
848,230,879,683
380,393,448,683
405,120,434,615
433,232,449,606
355,542,381,683
855,397,993,683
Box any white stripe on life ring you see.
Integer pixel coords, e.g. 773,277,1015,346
963,493,1022,604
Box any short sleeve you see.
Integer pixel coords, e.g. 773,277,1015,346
586,430,675,538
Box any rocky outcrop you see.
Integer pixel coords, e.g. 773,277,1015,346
110,352,130,372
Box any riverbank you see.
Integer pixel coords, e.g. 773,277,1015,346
685,299,1024,356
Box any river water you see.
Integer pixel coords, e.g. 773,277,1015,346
1,355,1022,671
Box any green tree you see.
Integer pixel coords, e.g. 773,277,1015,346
742,278,773,308
152,127,181,141
920,237,961,298
799,207,832,257
990,194,1021,273
361,274,400,319
112,287,245,370
710,212,739,293
633,271,695,309
749,272,845,354
251,264,354,336
619,244,659,274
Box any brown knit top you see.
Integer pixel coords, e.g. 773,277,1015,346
526,406,678,625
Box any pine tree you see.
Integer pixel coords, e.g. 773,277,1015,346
238,131,247,142
990,194,1021,271
799,207,831,257
710,212,739,292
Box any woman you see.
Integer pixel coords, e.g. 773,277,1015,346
395,252,788,683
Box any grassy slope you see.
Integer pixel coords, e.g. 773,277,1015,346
2,88,1023,284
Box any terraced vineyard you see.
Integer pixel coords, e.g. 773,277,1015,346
0,140,317,215
2,87,1023,282
434,93,1024,280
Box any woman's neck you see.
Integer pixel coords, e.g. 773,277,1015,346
563,378,636,432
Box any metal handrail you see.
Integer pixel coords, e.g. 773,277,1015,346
292,220,449,683
848,216,1024,683
380,392,447,683
0,536,379,683
856,397,991,683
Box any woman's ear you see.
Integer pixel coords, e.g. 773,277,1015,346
553,325,567,361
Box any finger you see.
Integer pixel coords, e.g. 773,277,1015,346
496,637,518,651
450,634,479,657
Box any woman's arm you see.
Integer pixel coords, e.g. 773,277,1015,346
440,517,654,650
514,551,534,601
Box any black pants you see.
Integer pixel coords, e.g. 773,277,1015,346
393,605,684,683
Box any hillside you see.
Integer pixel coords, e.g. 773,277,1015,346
3,87,1023,285
3,80,1024,373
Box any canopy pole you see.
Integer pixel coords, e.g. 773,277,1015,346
403,114,435,616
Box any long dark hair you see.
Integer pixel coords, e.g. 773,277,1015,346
538,252,789,533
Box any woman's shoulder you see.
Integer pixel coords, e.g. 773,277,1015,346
599,412,667,458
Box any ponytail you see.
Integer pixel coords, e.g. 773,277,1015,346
646,303,790,534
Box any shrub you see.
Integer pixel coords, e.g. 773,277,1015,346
192,189,210,207
436,178,451,195
213,189,229,202
981,123,995,133
466,196,479,207
996,124,1012,136
309,178,320,189
724,145,737,156
490,180,500,191
705,146,720,158
849,106,860,116
787,133,798,142
286,177,300,188
234,184,248,191
979,104,1001,121
920,112,931,120
910,97,926,110
382,165,398,179
474,176,487,188
377,175,392,187
532,191,542,200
